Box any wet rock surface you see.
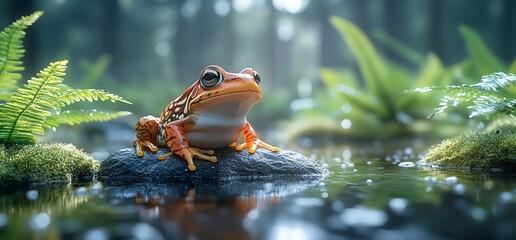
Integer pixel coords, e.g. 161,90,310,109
98,147,327,184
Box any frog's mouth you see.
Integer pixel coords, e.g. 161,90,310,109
191,90,260,105
190,91,261,114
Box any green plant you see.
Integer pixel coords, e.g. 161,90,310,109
0,12,131,144
408,72,515,119
0,11,42,101
287,16,459,139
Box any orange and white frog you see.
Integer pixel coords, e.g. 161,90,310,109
133,65,279,171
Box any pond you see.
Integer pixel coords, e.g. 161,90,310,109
1,140,515,240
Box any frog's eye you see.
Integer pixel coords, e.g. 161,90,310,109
200,68,223,89
252,70,261,86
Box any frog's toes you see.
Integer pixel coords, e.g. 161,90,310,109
157,152,173,161
136,151,144,157
150,146,158,152
235,142,249,151
188,164,197,171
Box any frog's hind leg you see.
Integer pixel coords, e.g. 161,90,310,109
134,115,160,157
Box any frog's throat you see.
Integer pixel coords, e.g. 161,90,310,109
185,92,260,149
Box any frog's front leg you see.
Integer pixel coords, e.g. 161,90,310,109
134,115,160,157
236,121,280,153
160,118,217,171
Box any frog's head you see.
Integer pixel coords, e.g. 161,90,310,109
188,65,262,114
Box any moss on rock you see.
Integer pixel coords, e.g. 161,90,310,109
0,143,99,186
424,117,516,171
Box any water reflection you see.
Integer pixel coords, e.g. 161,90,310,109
1,142,516,239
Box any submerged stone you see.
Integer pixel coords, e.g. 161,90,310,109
98,147,328,184
423,117,516,172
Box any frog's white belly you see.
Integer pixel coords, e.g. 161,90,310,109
184,93,259,149
185,115,245,149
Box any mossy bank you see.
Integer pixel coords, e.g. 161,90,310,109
424,117,516,171
0,143,99,187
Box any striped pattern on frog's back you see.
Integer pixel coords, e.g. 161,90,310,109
159,83,200,125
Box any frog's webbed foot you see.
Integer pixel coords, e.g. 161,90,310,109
134,140,158,157
158,147,217,171
236,139,280,154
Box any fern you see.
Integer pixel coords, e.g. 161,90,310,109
0,12,131,144
0,11,43,101
0,60,66,143
408,72,516,118
0,60,131,144
43,110,132,128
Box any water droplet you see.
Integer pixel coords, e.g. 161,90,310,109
470,207,487,222
26,190,38,200
366,179,373,185
454,184,465,195
321,192,329,198
340,119,352,129
340,164,347,169
500,192,513,203
29,213,51,231
347,163,355,168
0,213,7,228
366,161,372,165
389,198,408,214
352,169,358,173
331,200,344,212
398,162,416,168
247,209,259,220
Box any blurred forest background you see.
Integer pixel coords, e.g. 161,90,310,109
1,0,515,138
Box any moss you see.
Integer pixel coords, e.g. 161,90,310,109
0,143,99,186
424,117,516,171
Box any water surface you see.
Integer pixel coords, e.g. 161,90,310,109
1,141,515,240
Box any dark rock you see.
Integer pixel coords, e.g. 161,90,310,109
98,147,328,184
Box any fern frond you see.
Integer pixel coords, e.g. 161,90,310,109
469,97,516,118
43,110,132,128
472,72,516,91
0,11,43,101
59,88,131,106
0,60,66,143
407,72,516,119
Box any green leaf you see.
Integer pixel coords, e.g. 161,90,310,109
59,88,131,106
43,110,132,128
330,16,394,117
459,25,505,75
373,29,426,65
330,16,387,96
0,11,43,100
407,72,516,118
0,60,67,143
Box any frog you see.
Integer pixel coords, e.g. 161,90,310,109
133,65,279,171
